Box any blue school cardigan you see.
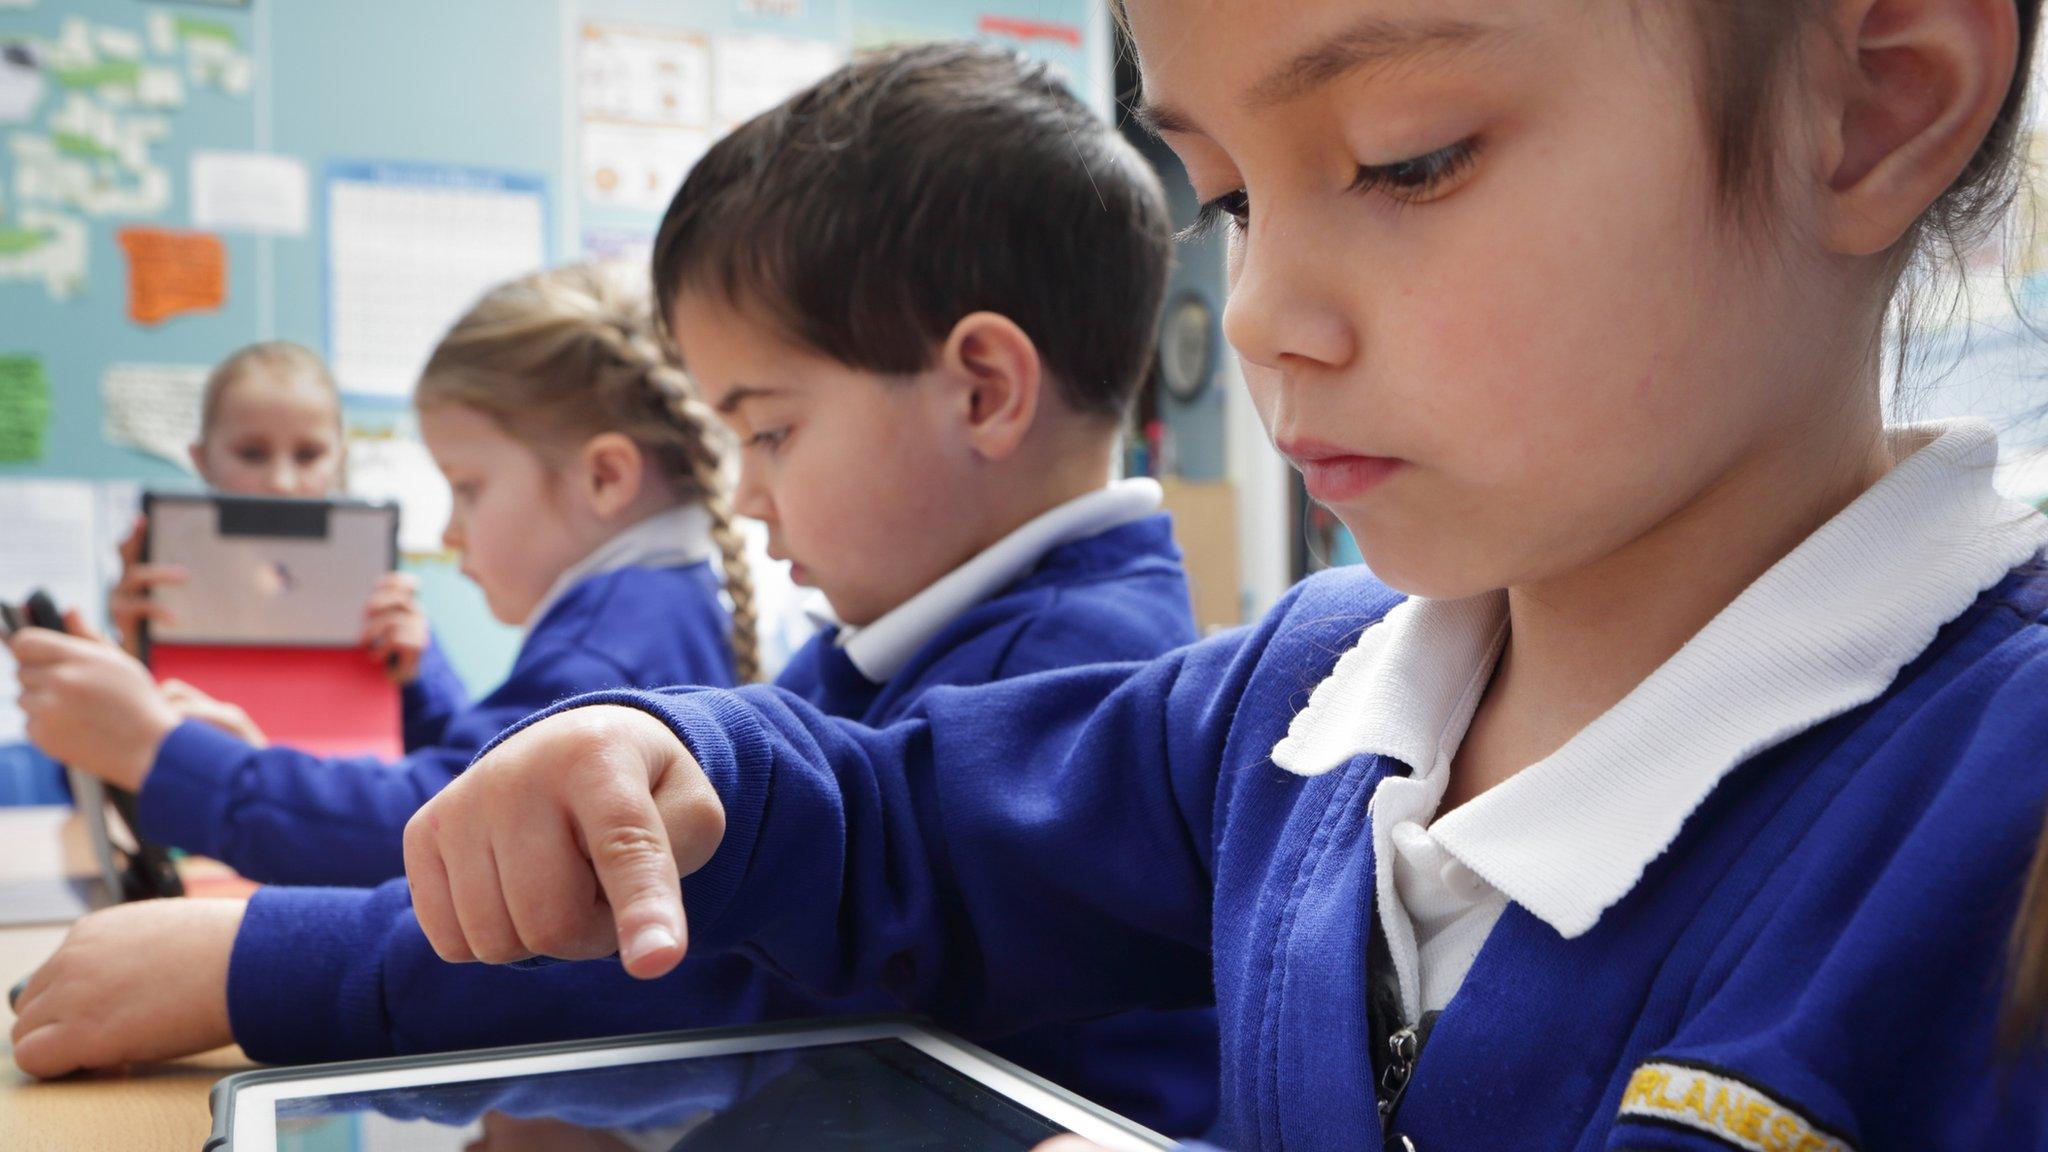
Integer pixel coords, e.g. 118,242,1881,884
515,559,2048,1151
137,563,735,886
226,516,1223,1137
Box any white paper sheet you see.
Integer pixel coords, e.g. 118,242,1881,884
346,432,451,556
326,164,548,402
190,150,306,235
581,224,654,267
581,121,710,212
0,43,44,123
0,479,105,744
710,33,842,127
579,22,712,127
102,362,206,469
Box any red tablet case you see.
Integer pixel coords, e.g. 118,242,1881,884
142,495,404,761
149,645,402,760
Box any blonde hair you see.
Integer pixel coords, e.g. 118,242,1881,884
416,262,760,683
201,341,342,439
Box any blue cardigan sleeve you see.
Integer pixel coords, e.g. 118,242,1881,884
229,877,775,1063
224,621,1262,1062
400,635,472,754
137,643,641,887
563,631,1248,1038
221,580,1310,1065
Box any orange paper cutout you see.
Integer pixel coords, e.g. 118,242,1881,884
117,226,227,326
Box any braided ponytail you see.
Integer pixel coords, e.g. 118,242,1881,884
417,262,760,682
644,371,761,683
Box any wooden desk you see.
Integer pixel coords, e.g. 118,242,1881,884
0,807,251,1152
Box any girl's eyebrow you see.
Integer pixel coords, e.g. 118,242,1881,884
714,384,786,416
1134,13,1512,137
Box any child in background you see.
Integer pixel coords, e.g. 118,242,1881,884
6,46,1219,1138
354,1,2048,1149
7,262,752,886
105,341,464,748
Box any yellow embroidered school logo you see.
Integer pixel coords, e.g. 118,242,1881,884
1619,1062,1856,1152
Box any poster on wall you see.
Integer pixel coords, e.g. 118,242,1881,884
579,22,715,213
582,120,711,214
325,161,548,403
709,32,841,129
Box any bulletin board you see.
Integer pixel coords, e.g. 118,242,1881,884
0,0,1112,718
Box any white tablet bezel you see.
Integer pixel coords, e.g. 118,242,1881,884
222,1018,1172,1152
144,493,399,648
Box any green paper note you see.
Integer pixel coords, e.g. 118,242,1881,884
0,355,52,463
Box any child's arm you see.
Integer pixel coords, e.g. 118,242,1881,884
398,637,471,753
7,899,244,1079
407,636,1247,1036
135,644,646,886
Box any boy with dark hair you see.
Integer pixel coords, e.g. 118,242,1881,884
13,41,1219,1138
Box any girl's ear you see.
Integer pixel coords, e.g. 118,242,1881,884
187,440,211,481
1816,0,2020,256
577,432,648,520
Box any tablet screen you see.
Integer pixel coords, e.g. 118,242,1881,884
269,1038,1078,1152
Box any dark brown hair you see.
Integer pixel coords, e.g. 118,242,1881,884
652,41,1173,420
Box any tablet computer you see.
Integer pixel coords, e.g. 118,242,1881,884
207,1017,1172,1152
142,492,399,648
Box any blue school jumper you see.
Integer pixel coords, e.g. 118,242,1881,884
227,515,1222,1136
470,529,2048,1152
138,563,734,887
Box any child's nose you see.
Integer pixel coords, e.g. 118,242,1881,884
1222,227,1357,374
732,461,773,524
265,461,303,497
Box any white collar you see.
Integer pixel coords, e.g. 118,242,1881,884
830,478,1163,683
1273,419,2048,939
526,503,716,631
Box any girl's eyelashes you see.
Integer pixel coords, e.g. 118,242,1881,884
1181,189,1250,242
747,426,791,453
1176,137,1482,242
1348,138,1480,202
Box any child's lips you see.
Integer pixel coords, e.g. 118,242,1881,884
1276,438,1405,504
1298,456,1403,503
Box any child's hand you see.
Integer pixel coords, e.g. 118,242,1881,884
403,705,726,980
8,609,179,790
362,572,430,685
160,678,268,747
107,514,186,657
8,899,245,1078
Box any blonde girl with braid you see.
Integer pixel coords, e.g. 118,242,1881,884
7,262,751,891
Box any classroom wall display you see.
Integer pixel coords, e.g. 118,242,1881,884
0,0,1116,708
325,162,549,404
